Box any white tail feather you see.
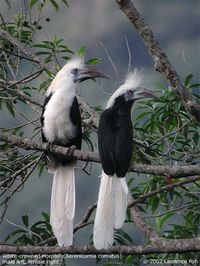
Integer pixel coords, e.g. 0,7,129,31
114,178,128,229
93,172,115,249
50,165,75,246
93,172,128,249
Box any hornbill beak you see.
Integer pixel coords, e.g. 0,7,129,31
77,66,108,82
132,87,156,101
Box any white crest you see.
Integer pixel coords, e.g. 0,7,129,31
46,56,85,96
106,69,144,109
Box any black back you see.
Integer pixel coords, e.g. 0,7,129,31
98,95,133,177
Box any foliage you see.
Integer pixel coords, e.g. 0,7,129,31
0,0,200,265
5,212,53,245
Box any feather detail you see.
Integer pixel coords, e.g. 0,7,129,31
93,171,115,249
93,172,128,249
106,69,144,109
50,165,75,246
46,57,84,96
114,177,128,229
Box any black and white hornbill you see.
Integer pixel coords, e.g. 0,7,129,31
41,57,106,246
93,70,155,249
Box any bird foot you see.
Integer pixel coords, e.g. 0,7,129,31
46,141,53,152
66,145,76,158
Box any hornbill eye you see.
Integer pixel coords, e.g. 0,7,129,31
127,90,133,96
124,89,134,101
71,68,79,75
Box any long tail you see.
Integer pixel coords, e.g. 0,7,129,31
114,177,128,229
50,165,75,246
93,171,128,250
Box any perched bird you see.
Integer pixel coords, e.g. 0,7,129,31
93,70,155,249
41,57,106,246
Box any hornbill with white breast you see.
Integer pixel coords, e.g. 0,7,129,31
41,57,106,246
93,70,155,249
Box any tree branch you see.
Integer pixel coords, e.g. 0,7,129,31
0,28,99,128
128,175,200,208
1,237,200,254
115,0,200,122
0,28,102,128
1,133,200,178
128,194,161,242
0,29,45,69
77,96,99,129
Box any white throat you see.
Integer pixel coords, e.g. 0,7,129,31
43,80,78,143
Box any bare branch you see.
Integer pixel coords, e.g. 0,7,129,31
1,237,200,254
97,37,121,84
115,0,200,122
7,70,44,88
129,175,200,208
0,47,39,63
0,154,42,223
0,29,45,69
1,133,200,178
77,96,99,129
128,194,161,242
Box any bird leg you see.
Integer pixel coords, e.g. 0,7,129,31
46,141,53,152
65,145,76,158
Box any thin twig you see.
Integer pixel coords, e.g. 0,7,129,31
144,202,200,219
125,35,132,75
97,37,121,84
115,0,200,122
1,133,200,178
0,47,39,63
0,154,42,223
128,175,200,208
8,69,44,88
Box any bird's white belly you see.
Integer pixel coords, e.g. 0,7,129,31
43,91,75,143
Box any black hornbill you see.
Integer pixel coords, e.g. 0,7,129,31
93,70,155,249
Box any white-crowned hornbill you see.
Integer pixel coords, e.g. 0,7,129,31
93,70,155,249
41,57,106,246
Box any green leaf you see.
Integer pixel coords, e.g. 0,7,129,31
49,0,59,11
156,212,174,230
5,0,11,8
61,0,68,6
34,43,50,49
41,212,50,222
35,51,51,55
77,46,85,56
136,111,152,121
30,0,39,9
5,102,15,117
184,74,193,87
86,58,101,65
190,83,200,89
22,215,29,227
151,196,160,214
4,229,26,242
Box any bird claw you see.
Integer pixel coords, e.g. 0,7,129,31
66,145,76,157
46,141,53,152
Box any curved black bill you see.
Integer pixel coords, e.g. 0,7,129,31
77,66,108,82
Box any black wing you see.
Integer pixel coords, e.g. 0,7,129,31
98,109,116,176
114,116,133,177
41,95,82,167
68,96,82,150
41,92,52,143
50,96,82,166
